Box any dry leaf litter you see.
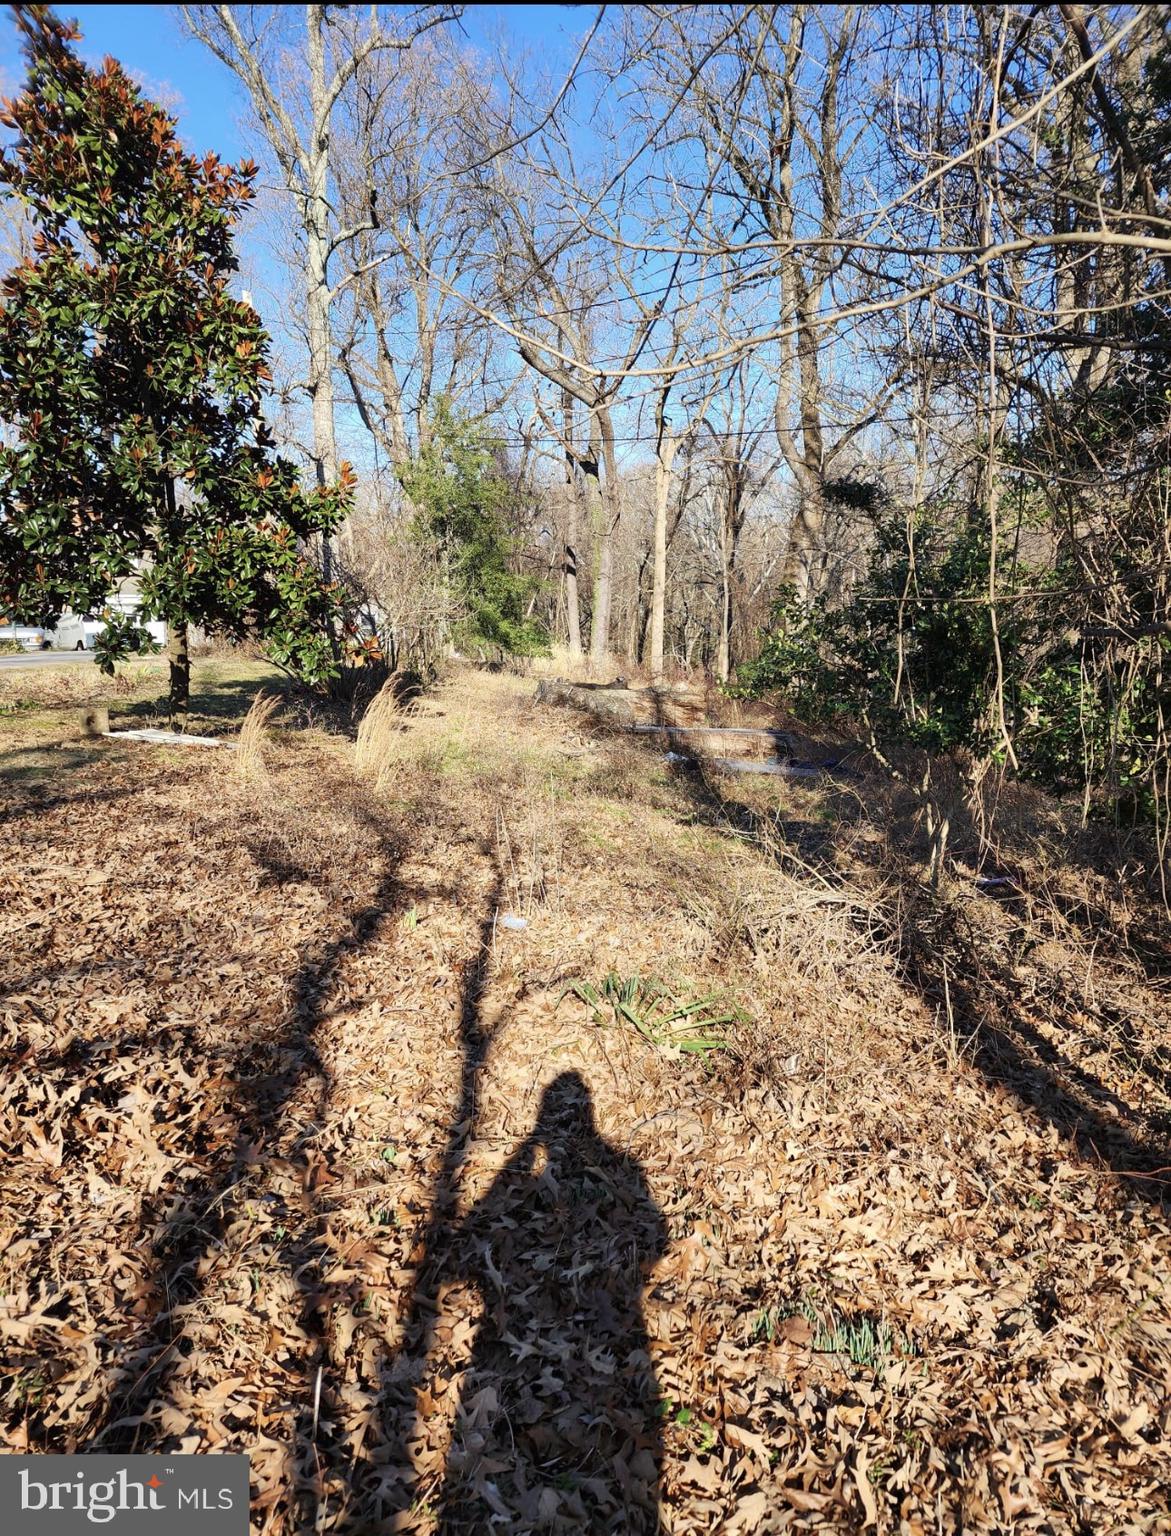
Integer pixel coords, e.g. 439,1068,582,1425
1,669,1168,1534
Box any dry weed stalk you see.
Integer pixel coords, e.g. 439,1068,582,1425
355,678,402,783
234,689,281,786
495,772,563,918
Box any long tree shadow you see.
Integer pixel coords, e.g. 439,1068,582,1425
645,737,1171,1205
350,849,504,1524
349,837,670,1530
0,773,188,826
892,881,1171,1193
328,830,668,1532
4,779,547,1531
14,799,515,1530
117,672,300,735
87,803,410,1466
6,709,670,1527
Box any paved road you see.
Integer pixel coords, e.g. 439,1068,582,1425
0,649,96,670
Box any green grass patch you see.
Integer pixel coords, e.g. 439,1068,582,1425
561,971,744,1057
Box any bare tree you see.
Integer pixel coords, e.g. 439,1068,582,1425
182,4,459,570
474,151,673,665
646,340,723,682
329,38,519,492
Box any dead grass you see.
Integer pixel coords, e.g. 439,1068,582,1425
1,667,1168,1535
0,655,285,739
233,689,282,787
354,676,404,783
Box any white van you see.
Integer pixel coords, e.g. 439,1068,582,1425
50,608,167,651
51,612,103,650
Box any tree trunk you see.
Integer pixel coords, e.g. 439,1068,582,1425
168,620,190,732
717,570,732,684
561,386,584,660
160,476,190,730
564,541,583,658
306,4,339,581
367,271,414,476
629,546,651,663
780,275,828,602
581,417,606,667
649,431,679,682
781,479,824,604
717,492,733,684
307,277,336,493
590,515,614,668
589,406,621,668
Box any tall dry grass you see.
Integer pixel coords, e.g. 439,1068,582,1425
355,678,404,785
234,690,281,786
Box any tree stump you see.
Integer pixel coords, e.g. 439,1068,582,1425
80,705,109,737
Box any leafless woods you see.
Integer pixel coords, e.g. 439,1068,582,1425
185,4,1171,833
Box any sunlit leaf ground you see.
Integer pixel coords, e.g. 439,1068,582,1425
2,661,1168,1533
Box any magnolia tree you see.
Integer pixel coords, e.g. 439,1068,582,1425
0,5,354,724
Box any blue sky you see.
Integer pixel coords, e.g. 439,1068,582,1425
0,4,582,162
0,5,246,156
0,4,594,465
0,3,592,321
0,6,777,473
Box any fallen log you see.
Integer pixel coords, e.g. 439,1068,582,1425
534,678,647,726
708,756,835,778
535,675,851,776
631,722,794,757
105,727,233,749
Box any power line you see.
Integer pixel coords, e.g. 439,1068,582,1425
341,250,781,374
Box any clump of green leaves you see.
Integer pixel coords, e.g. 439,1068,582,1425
401,400,548,659
734,516,1011,758
0,7,353,712
561,971,741,1056
805,1304,896,1369
735,504,1165,814
754,1291,911,1374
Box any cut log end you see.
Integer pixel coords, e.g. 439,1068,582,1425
80,705,109,737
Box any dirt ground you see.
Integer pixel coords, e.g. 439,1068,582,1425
1,663,1168,1534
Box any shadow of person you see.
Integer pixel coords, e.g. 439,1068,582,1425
437,1071,668,1534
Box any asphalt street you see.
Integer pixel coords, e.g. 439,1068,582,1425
0,649,97,669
